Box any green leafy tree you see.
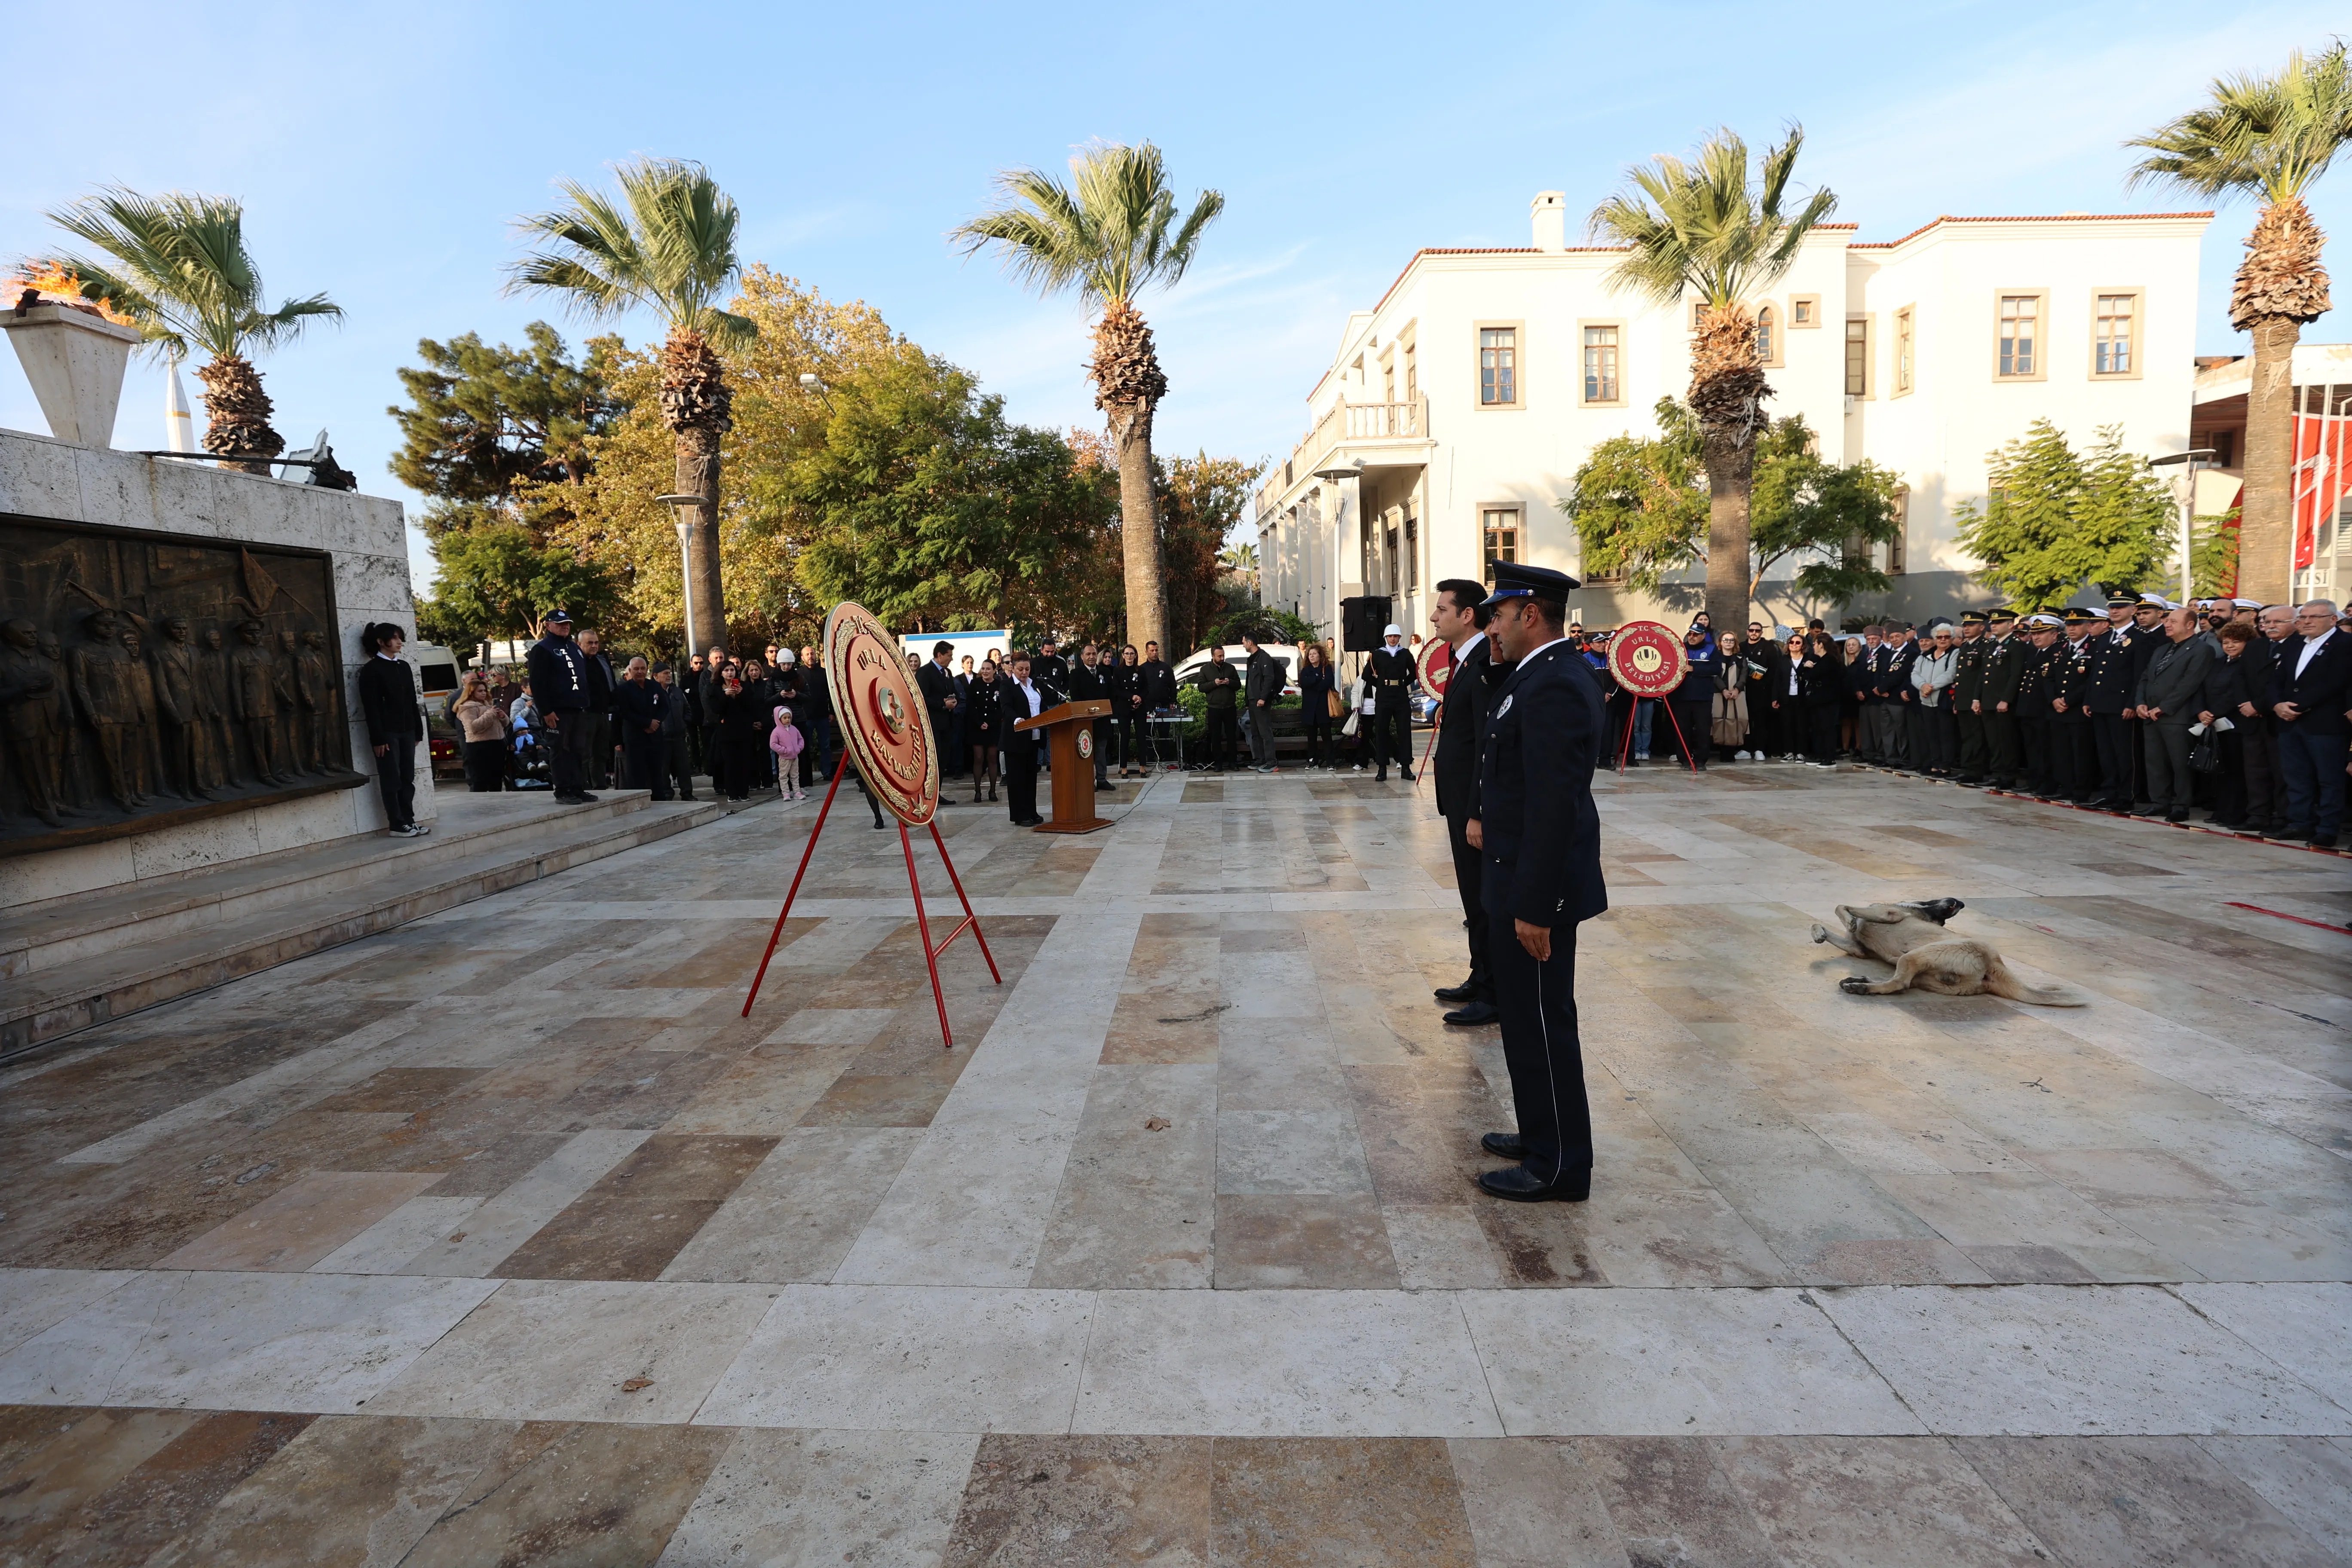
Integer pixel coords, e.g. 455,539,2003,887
2128,43,2352,602
1588,128,1838,630
413,520,619,650
389,323,620,503
952,141,1225,655
1952,420,2174,610
1561,401,1899,609
2192,512,2242,599
507,158,755,652
32,187,341,470
1160,452,1266,656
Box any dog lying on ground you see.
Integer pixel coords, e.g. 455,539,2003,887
1810,898,2082,1005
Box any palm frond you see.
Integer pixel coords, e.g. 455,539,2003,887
2126,42,2352,205
1586,126,1837,309
952,140,1223,309
506,157,749,338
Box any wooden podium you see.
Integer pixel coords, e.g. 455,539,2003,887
1016,699,1113,833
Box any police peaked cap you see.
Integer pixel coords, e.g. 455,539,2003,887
2105,595,2140,610
2063,607,2100,624
1959,611,1990,624
1482,561,1581,607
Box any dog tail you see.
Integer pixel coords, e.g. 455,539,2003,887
1983,959,2084,1007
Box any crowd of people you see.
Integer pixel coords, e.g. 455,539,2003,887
1564,594,2352,850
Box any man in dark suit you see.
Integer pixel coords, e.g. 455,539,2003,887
1367,623,1418,781
915,641,962,803
576,628,617,789
1067,643,1115,790
1133,640,1179,769
1429,579,1503,1026
525,610,597,803
995,652,1059,826
1032,639,1069,691
1468,562,1608,1203
2267,600,2350,848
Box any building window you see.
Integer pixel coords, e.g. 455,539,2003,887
1382,359,1395,404
1403,508,1419,592
1479,328,1517,406
1844,318,1870,397
1582,325,1620,404
1482,509,1520,583
1998,294,2040,377
1893,307,1914,395
1889,487,1909,574
2094,292,2137,375
1790,295,1819,328
1404,344,1418,404
1754,306,1776,366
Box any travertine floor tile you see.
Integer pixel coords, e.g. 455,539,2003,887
661,1427,981,1567
941,1433,1207,1567
1958,1435,2339,1567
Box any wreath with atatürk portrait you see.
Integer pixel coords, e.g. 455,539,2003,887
1605,621,1690,698
823,602,940,825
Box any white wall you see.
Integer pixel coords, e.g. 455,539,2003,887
0,429,424,905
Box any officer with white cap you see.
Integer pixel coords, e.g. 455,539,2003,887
1366,622,1418,782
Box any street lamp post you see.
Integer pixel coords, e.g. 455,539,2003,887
2149,449,2217,601
656,493,702,661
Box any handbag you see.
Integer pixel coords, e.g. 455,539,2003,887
2188,735,2222,774
1326,689,1345,719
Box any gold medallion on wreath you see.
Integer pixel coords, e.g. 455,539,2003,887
1606,621,1689,698
822,603,940,825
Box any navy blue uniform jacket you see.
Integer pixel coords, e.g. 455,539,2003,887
1478,640,1609,929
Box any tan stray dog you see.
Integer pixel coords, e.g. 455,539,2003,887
1810,898,2082,1005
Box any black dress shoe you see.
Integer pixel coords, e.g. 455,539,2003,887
1014,815,1044,827
1433,981,1476,1004
1444,1000,1501,1026
574,790,600,803
1480,1132,1525,1160
1475,1165,1591,1203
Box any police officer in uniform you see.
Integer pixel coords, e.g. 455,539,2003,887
1951,611,1990,784
525,609,599,803
1976,609,2027,790
1367,623,1418,782
1467,563,1608,1203
2083,594,2158,810
2052,607,2102,802
2015,612,2064,796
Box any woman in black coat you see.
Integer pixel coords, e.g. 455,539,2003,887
2198,624,2258,827
965,662,1005,802
707,662,760,800
1798,632,1847,766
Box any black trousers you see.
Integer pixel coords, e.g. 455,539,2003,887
664,735,695,799
375,734,419,827
1956,707,1987,778
1370,704,1412,769
1004,733,1040,821
2058,717,2097,799
1667,699,1710,766
462,738,505,793
2242,719,2286,826
546,710,592,798
2018,713,2054,793
701,725,726,789
1115,714,1143,769
1302,714,1335,764
1487,913,1593,1183
2091,712,2135,802
1446,813,1491,1001
623,732,668,799
1205,707,1240,769
1982,710,2021,783
2211,729,2248,824
1095,718,1117,782
583,711,613,788
1923,704,1959,773
1808,702,1842,762
2143,720,2196,811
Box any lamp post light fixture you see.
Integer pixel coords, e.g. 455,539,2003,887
2148,448,2217,601
656,493,703,660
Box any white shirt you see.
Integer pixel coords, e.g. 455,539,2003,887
2296,627,2336,678
1013,678,1042,719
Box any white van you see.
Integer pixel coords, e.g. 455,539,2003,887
1173,643,1302,697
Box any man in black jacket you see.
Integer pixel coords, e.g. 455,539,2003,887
1367,623,1418,782
1067,643,1115,790
525,611,598,803
1469,562,1606,1203
653,664,693,800
1033,639,1069,690
578,628,617,790
915,641,962,799
1132,641,1179,769
1429,579,1502,1026
995,652,1058,826
1194,648,1240,771
2268,600,2350,848
1241,634,1284,773
356,622,426,836
614,655,668,799
2136,606,2219,822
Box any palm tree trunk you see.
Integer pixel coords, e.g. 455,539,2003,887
1700,425,1755,633
2238,315,2300,604
194,354,284,476
1092,298,1170,653
676,429,726,655
2230,196,2330,605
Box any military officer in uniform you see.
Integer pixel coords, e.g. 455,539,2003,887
2083,594,2157,810
2015,612,2064,796
1976,609,2027,790
2052,607,2102,802
1466,563,1608,1203
1366,623,1419,782
1951,611,1991,784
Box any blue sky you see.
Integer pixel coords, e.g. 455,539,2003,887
6,1,2344,594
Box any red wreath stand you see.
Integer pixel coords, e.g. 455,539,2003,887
1606,622,1701,775
740,751,1001,1050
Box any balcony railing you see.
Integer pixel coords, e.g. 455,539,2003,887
1257,398,1429,518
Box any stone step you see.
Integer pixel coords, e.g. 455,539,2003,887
1,790,770,1061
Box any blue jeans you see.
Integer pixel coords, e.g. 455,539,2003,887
2277,725,2349,840
1632,700,1656,755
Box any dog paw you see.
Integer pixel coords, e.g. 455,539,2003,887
1838,977,1873,995
1809,924,1829,944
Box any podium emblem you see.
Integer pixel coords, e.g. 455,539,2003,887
1076,729,1094,760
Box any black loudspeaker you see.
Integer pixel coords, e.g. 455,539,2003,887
1340,595,1391,653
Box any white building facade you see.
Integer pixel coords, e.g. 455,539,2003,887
1254,196,2210,640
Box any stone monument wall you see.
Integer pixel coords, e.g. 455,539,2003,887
0,427,431,905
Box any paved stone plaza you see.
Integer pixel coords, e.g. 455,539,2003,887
2,765,2348,1565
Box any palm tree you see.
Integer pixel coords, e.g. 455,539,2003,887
2128,43,2352,603
34,188,341,472
508,157,753,649
1589,128,1836,633
953,141,1223,655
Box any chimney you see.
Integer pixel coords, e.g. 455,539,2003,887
1530,191,1566,253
